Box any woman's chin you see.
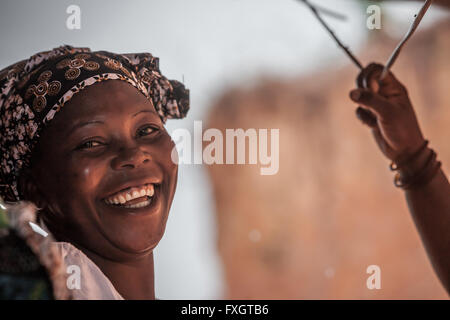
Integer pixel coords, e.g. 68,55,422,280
94,195,169,253
102,227,166,257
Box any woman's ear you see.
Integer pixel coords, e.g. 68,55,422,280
18,168,65,238
18,168,47,209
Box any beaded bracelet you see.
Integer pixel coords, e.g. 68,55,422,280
389,140,429,171
393,149,441,190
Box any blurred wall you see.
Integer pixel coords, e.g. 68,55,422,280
205,18,450,299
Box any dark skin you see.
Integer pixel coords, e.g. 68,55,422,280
20,80,179,300
350,63,450,294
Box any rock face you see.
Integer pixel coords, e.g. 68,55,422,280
205,19,450,299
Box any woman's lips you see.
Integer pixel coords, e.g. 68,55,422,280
102,183,155,209
103,183,155,205
99,184,161,215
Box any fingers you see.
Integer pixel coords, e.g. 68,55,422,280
356,63,383,89
357,62,407,98
355,106,377,128
350,88,393,118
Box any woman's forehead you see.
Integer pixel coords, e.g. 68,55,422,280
55,80,158,124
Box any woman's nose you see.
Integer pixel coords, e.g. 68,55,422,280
111,146,152,170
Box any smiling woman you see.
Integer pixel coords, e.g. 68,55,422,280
0,45,189,299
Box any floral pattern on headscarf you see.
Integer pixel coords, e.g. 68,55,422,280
0,45,189,202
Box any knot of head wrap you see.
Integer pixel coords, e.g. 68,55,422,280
0,45,189,202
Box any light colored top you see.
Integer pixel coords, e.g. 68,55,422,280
53,241,124,300
5,201,124,300
35,220,124,300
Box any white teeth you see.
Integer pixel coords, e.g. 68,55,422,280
146,185,155,196
122,198,151,209
104,183,156,206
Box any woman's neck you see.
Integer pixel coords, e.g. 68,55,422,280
44,218,156,300
75,245,156,300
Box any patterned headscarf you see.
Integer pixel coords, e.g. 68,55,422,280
0,45,189,202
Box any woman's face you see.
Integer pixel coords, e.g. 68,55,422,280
27,80,178,261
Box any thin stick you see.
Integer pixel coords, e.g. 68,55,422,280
298,0,363,70
380,0,434,80
313,3,347,21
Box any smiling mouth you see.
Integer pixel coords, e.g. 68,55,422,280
103,183,156,209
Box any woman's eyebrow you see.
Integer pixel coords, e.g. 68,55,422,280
132,109,158,117
65,110,157,138
66,120,105,138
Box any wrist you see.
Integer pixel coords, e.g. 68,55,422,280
390,140,428,172
392,145,441,190
398,146,432,178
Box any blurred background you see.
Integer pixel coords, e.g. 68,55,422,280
0,0,449,299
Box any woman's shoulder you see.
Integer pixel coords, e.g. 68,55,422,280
53,241,124,300
0,199,124,300
0,200,70,299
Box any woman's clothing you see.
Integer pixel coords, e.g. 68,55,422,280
54,242,123,300
0,201,123,300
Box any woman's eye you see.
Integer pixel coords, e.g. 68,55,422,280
138,125,158,137
77,140,103,150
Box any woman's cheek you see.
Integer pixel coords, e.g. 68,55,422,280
161,136,179,203
161,133,178,169
65,158,106,196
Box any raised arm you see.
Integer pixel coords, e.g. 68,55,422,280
349,63,450,294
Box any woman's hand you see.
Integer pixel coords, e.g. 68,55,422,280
349,63,426,162
350,65,450,295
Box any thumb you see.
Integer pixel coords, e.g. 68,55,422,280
350,88,392,118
